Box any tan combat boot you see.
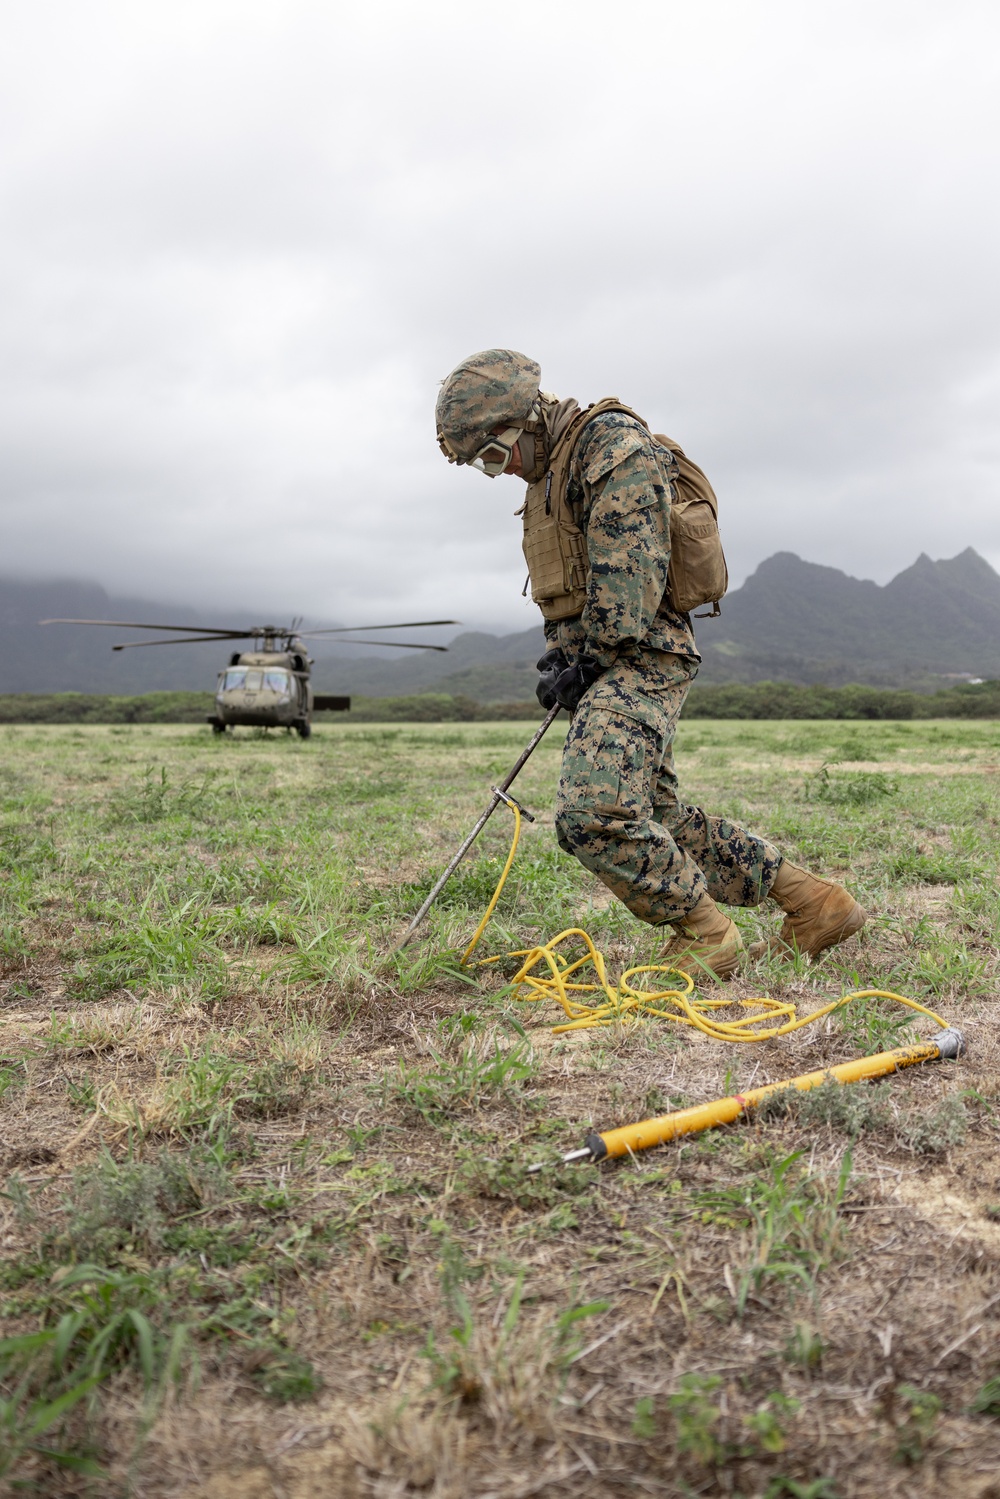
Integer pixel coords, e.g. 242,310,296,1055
757,862,866,960
658,892,744,981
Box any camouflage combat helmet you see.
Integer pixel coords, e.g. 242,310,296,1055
436,348,542,475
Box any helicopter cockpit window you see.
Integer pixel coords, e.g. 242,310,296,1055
221,668,293,694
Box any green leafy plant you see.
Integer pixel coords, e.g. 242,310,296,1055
0,922,31,974
892,1383,941,1463
1,1174,35,1227
632,1394,657,1438
459,1148,594,1212
764,1479,839,1499
744,1390,800,1453
0,1359,102,1479
898,1095,967,1155
783,1320,824,1371
70,897,229,1001
803,765,898,806
969,1376,1000,1416
246,1340,322,1402
66,1076,97,1110
735,1151,851,1316
213,900,297,946
0,1264,187,1480
912,940,989,995
0,1057,26,1101
107,764,221,824
551,1299,611,1369
669,1373,723,1465
152,1047,250,1138
795,1076,891,1135
53,1146,228,1261
835,998,918,1056
421,1250,607,1417
384,1035,536,1123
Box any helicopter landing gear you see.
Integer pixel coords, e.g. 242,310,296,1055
209,718,227,735
296,720,312,740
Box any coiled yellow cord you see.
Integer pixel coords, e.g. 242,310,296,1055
460,797,949,1040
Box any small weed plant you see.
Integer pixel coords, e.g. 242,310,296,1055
803,765,898,806
759,1077,891,1136
736,1150,851,1315
970,1377,1000,1417
0,1264,187,1479
898,1094,967,1154
892,1383,941,1464
743,1390,800,1453
384,1032,536,1124
669,1373,723,1465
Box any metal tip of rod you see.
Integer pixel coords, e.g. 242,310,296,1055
527,1146,595,1175
935,1026,966,1059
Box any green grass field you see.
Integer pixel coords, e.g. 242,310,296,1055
1,717,999,1497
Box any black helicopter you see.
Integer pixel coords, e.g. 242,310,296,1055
40,617,458,736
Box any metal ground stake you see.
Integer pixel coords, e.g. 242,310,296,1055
395,705,561,949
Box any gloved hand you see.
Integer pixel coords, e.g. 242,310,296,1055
551,654,603,713
535,647,569,709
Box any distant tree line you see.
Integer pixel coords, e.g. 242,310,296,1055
0,692,215,723
0,680,998,725
682,679,1000,719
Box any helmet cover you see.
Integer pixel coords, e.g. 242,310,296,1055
436,349,541,464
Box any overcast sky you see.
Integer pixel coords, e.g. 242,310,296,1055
2,0,999,637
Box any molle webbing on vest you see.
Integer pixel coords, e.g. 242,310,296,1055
521,399,647,623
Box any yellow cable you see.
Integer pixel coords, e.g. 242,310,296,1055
460,794,525,967
460,797,950,1040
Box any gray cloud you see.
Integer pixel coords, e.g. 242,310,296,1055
1,0,999,635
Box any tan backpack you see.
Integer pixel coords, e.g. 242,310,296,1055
520,403,730,622
655,434,729,618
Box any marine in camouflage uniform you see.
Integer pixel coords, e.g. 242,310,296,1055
435,350,865,972
541,410,782,927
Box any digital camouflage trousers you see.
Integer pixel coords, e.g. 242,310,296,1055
554,650,783,926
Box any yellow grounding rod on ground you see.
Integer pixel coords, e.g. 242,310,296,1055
547,1035,966,1169
456,792,965,1165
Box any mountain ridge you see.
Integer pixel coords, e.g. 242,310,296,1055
4,547,999,696
696,546,1000,686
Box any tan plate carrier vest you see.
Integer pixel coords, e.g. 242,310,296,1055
520,399,729,623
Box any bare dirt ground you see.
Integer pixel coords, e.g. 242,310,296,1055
1,717,999,1498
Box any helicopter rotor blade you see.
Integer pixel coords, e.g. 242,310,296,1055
300,619,459,635
41,618,455,653
40,619,253,636
310,639,449,652
105,634,447,652
110,634,257,651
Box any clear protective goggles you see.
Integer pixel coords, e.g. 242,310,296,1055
469,424,524,476
436,398,542,476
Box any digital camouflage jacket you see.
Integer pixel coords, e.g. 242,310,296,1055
542,410,699,670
